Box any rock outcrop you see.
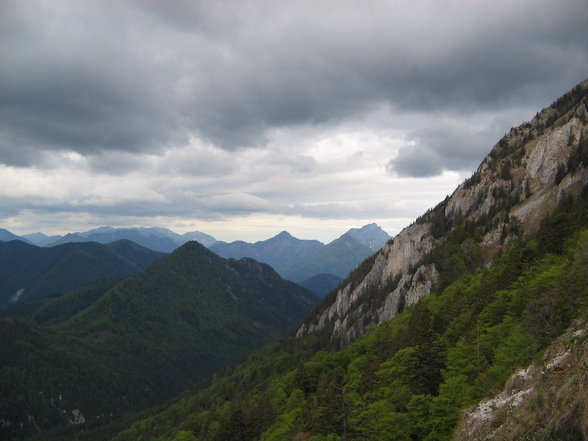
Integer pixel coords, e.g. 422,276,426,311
297,79,588,348
455,318,588,441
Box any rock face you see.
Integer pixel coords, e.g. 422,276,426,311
455,319,588,441
297,79,588,348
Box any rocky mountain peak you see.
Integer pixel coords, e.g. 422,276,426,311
272,230,294,240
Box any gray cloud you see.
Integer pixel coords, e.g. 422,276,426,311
387,119,510,177
0,0,183,165
1,0,587,165
85,152,152,176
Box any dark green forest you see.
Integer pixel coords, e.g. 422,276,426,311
0,239,165,308
105,184,588,441
0,242,318,440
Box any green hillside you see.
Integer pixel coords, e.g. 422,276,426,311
0,241,318,440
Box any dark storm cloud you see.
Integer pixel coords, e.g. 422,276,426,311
1,0,587,172
0,0,183,166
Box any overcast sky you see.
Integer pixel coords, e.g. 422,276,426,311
1,0,587,242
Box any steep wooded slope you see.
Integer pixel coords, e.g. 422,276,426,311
297,79,588,348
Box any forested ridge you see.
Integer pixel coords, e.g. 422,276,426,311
0,242,318,440
0,239,165,308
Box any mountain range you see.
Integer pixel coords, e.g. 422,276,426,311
4,224,390,293
1,227,218,252
1,223,388,302
210,231,324,275
21,232,61,246
0,241,318,440
282,232,375,282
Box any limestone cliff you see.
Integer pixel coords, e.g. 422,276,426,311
297,79,588,348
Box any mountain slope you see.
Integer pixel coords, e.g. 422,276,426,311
0,240,165,308
297,79,588,348
6,278,123,327
0,241,318,440
456,317,588,441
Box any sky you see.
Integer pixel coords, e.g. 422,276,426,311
1,0,587,243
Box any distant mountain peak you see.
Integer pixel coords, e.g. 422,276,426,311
265,231,309,245
345,223,391,250
181,230,218,247
48,233,85,246
21,232,61,246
